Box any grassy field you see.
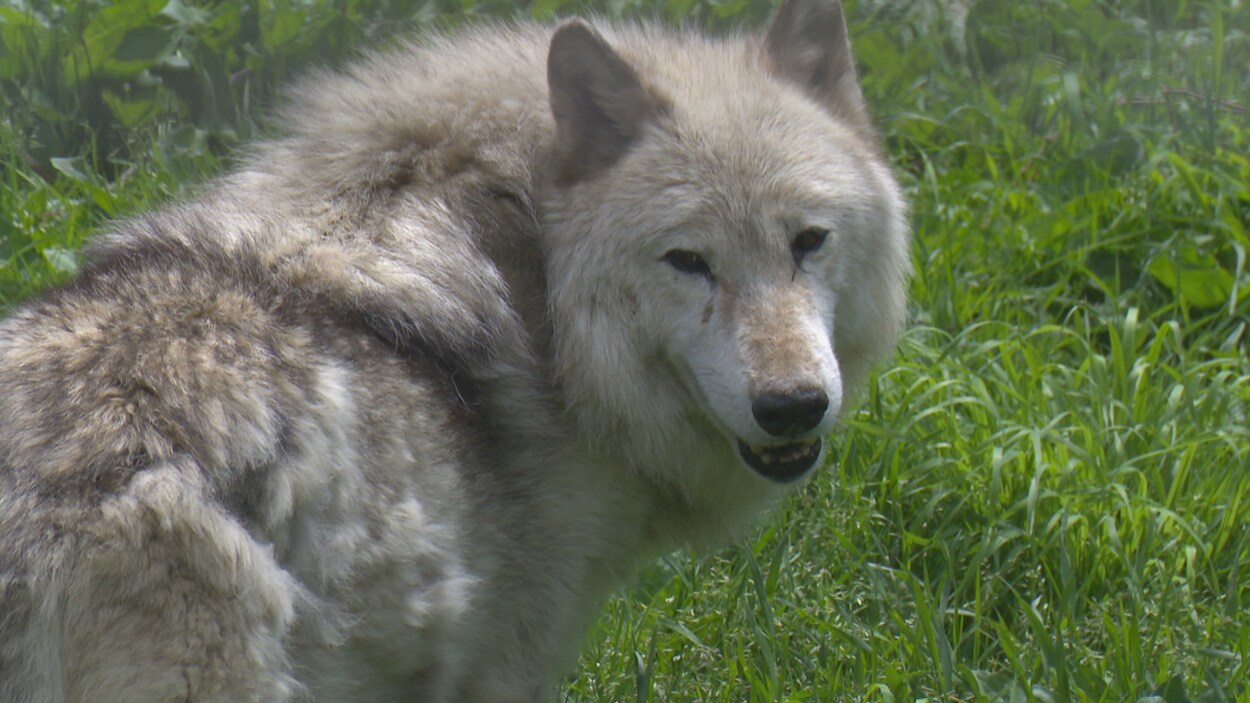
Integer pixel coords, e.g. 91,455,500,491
2,0,1248,701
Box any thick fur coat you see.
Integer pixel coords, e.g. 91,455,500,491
0,1,910,700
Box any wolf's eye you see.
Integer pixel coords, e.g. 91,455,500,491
662,249,713,279
791,227,829,260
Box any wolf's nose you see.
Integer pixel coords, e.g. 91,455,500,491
752,387,829,437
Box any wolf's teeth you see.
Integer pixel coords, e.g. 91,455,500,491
737,437,823,483
748,439,818,464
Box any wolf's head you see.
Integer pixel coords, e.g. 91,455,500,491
540,0,910,534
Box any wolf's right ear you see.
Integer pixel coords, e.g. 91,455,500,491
764,0,872,136
548,20,669,183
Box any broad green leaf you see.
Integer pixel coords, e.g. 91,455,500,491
0,6,43,27
1147,247,1246,309
102,89,160,128
262,4,305,50
114,25,172,62
49,157,91,183
41,247,79,275
160,0,210,27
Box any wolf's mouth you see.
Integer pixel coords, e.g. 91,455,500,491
736,438,822,483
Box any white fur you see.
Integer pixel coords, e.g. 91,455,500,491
0,3,909,700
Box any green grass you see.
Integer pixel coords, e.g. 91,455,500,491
2,1,1248,701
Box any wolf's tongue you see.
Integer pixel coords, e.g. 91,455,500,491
736,438,821,483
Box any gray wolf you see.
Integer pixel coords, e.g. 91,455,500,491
0,0,910,699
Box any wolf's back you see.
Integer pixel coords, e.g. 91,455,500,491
0,228,310,699
0,215,507,699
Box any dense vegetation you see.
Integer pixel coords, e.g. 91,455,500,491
2,0,1247,700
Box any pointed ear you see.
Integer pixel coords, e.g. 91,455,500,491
764,0,872,134
547,20,669,183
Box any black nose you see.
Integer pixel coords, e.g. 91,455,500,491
751,387,829,437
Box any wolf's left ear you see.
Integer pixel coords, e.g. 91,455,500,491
548,20,669,183
764,0,871,135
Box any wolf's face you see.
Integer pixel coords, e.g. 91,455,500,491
579,104,904,486
655,225,844,483
644,159,853,485
543,0,909,504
